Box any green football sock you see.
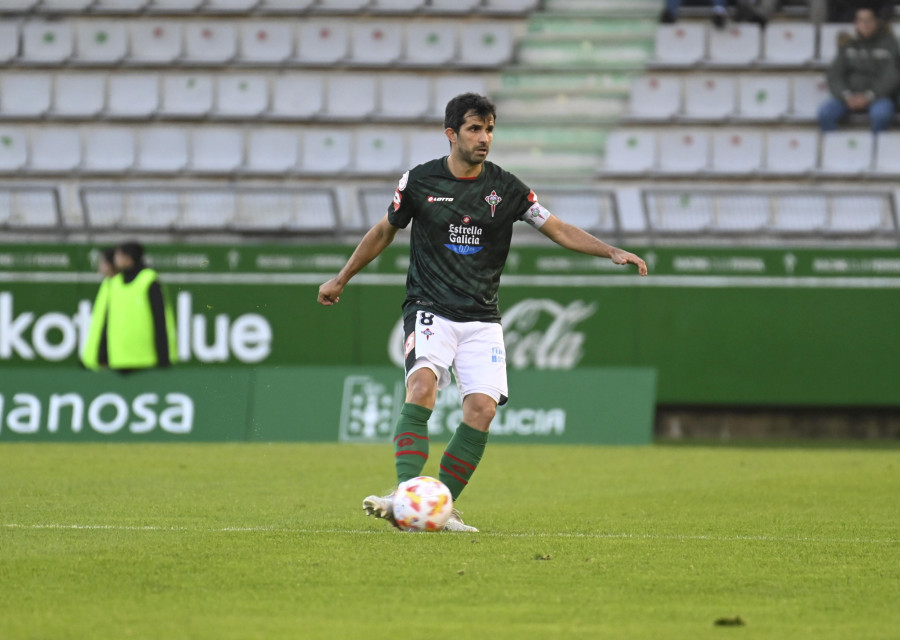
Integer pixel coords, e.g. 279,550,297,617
439,422,488,501
393,403,432,484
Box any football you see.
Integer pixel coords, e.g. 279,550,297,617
393,476,453,532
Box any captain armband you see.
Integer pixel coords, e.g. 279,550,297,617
522,203,552,230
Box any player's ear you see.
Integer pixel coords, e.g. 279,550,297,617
445,128,456,144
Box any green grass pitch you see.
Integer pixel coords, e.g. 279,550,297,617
1,441,898,640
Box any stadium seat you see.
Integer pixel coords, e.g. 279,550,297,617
0,23,19,63
350,23,403,66
93,0,150,10
216,75,268,117
764,130,818,174
404,22,456,66
708,24,761,66
286,190,340,232
53,74,106,117
683,76,735,120
22,21,74,64
710,131,763,174
135,127,189,172
828,195,892,233
189,128,243,173
658,131,709,173
239,22,294,63
245,129,300,173
459,23,514,67
297,21,349,64
432,75,488,119
771,194,827,232
873,132,900,174
108,74,160,118
603,130,656,173
122,192,180,229
74,21,127,64
0,0,39,10
161,75,214,117
763,22,815,65
316,0,369,10
0,74,52,117
178,192,237,228
298,129,352,174
184,23,237,64
257,0,316,10
40,0,92,10
30,127,81,172
645,192,712,232
377,74,431,120
353,128,406,174
129,21,183,64
325,74,377,120
231,192,294,230
427,0,481,12
408,129,449,167
0,128,28,172
370,0,426,11
147,0,204,11
205,0,261,10
817,23,853,64
819,131,874,175
483,0,540,13
737,76,789,120
82,128,136,172
270,74,325,119
538,192,616,232
714,195,769,231
628,76,681,120
0,189,58,228
790,74,829,120
652,24,706,66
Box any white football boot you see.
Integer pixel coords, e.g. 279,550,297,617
442,508,478,533
362,493,398,528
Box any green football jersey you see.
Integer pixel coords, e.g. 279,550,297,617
388,157,549,323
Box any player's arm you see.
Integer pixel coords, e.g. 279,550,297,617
317,214,399,305
538,215,648,276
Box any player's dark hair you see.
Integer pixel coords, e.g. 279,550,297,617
117,241,145,267
101,246,116,266
444,93,496,132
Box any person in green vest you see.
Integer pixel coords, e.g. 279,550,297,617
81,247,118,371
82,241,176,374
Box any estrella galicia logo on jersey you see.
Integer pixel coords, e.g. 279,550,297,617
462,215,471,224
444,244,483,255
484,190,502,217
446,222,483,255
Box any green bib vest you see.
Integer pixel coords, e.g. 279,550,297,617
80,277,111,371
106,269,177,369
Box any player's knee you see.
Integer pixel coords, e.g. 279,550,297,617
406,368,438,406
463,394,497,429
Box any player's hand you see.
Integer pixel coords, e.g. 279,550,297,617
611,249,648,276
317,278,344,306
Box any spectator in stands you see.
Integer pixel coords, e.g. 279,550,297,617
660,0,729,28
829,0,895,22
81,247,117,371
818,7,900,133
661,0,796,28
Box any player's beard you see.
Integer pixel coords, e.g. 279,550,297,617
458,140,490,167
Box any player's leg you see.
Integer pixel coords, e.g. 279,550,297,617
438,393,494,501
394,368,437,483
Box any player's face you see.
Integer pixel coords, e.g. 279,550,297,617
448,111,494,167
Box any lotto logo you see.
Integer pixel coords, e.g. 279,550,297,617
427,196,454,203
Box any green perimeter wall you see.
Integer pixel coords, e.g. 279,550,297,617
0,243,899,407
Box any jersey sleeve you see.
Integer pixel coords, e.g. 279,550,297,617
516,184,552,231
387,170,414,229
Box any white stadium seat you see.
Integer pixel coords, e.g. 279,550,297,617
184,23,237,64
790,74,830,120
108,74,160,118
178,192,236,229
161,75,214,117
708,24,761,65
714,195,769,231
40,0,92,10
299,129,352,174
658,131,709,173
408,129,449,167
53,74,106,117
350,23,403,66
31,128,81,172
189,128,243,173
371,0,426,11
0,128,28,172
93,0,150,10
683,76,735,120
603,130,656,173
22,21,74,64
123,192,180,229
0,190,58,228
245,129,300,173
873,132,900,174
818,23,853,63
82,128,136,172
377,75,431,120
763,22,815,65
74,21,128,64
646,193,712,232
317,0,370,10
819,131,873,175
0,0,39,10
147,0,204,11
764,130,818,174
135,127,189,172
297,21,349,64
0,23,19,63
738,76,789,120
232,192,294,230
828,195,892,233
286,191,339,232
427,0,481,12
129,22,183,64
257,0,316,11
628,76,681,120
484,0,539,13
652,24,706,66
353,128,406,174
459,23,514,67
205,0,261,10
325,74,377,120
432,75,488,119
404,23,456,66
270,74,325,119
0,74,52,117
216,75,269,117
772,195,827,232
711,130,763,174
239,22,294,63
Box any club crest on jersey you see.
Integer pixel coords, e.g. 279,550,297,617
484,190,502,217
462,216,471,224
420,328,435,341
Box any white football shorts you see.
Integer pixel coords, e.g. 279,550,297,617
403,310,509,406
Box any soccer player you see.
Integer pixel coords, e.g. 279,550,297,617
317,93,648,532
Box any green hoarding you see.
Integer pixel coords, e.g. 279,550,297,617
1,243,899,406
